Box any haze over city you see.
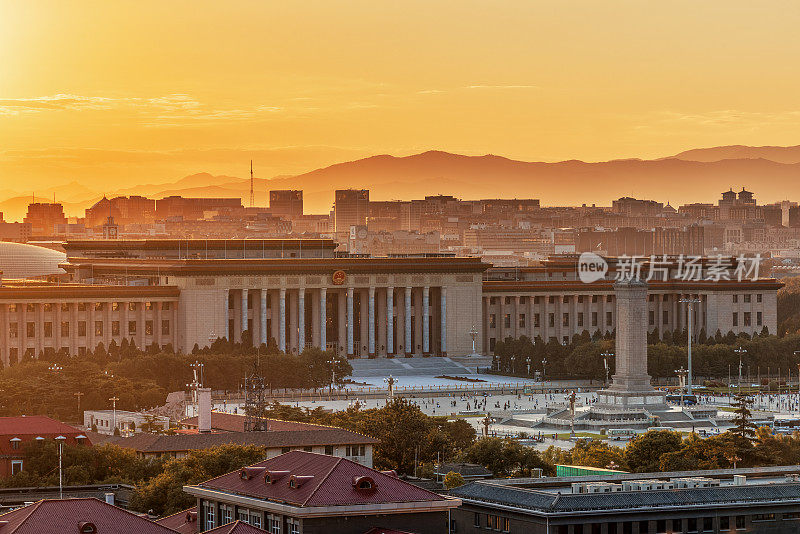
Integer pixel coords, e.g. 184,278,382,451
3,1,800,212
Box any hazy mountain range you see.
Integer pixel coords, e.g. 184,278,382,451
2,144,800,221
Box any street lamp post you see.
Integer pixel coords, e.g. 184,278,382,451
108,397,119,434
481,413,495,437
327,357,338,394
566,391,577,438
74,392,84,419
679,297,700,394
384,375,397,399
675,367,688,406
734,346,747,391
541,358,548,388
54,435,66,499
190,361,205,388
469,325,479,356
601,352,614,388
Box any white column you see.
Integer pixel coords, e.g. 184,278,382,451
347,287,354,356
298,287,305,351
241,288,249,340
404,287,412,356
223,289,230,341
368,286,376,356
441,286,447,355
386,287,394,356
423,286,430,354
279,288,286,352
260,289,268,346
320,287,327,350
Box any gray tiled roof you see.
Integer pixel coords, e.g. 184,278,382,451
449,482,800,514
114,429,377,453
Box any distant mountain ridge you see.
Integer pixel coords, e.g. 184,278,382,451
2,144,800,220
668,144,800,164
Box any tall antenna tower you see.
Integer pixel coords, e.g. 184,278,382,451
249,160,255,207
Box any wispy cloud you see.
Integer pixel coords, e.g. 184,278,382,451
464,84,539,90
0,94,116,114
0,93,285,125
416,85,540,96
637,109,800,131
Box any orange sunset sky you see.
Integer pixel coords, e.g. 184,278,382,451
2,1,800,196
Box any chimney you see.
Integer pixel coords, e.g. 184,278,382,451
198,387,212,433
104,492,115,505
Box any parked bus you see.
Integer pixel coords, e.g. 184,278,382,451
608,428,638,441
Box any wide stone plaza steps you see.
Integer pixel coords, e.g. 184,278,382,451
348,356,478,378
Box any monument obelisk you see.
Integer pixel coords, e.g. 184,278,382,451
596,277,666,409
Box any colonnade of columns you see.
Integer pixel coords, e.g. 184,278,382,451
482,292,708,353
0,299,178,366
224,285,448,358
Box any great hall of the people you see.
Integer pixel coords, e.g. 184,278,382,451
0,239,782,365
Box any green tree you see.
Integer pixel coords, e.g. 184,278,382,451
131,444,266,516
569,440,626,471
730,393,758,441
443,471,465,489
462,437,551,477
623,430,683,473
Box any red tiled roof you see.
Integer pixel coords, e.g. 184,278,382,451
180,412,332,433
0,498,178,534
204,521,265,534
0,416,85,437
199,451,447,508
155,507,198,534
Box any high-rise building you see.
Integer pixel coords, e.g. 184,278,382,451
334,189,369,233
269,190,303,220
23,203,67,237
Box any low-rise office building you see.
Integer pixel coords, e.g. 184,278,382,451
449,466,800,534
113,428,378,466
184,450,461,534
84,409,170,436
0,415,90,477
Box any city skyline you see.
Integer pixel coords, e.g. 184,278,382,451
3,1,800,195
